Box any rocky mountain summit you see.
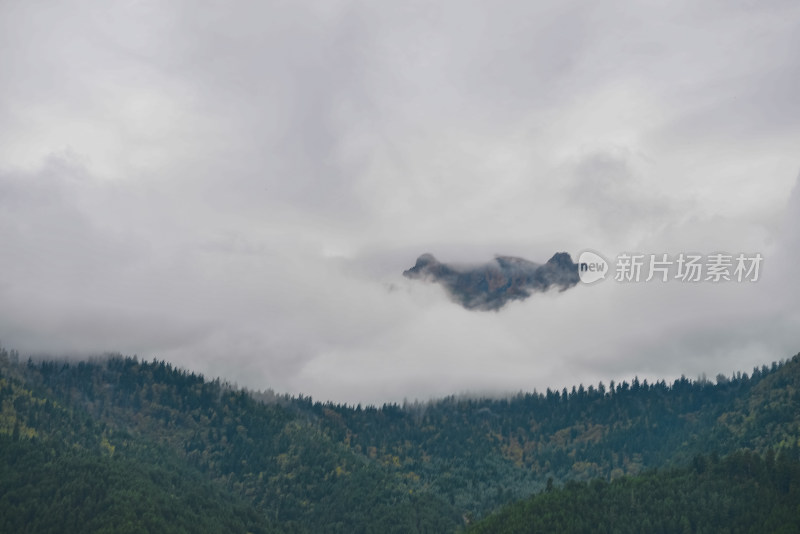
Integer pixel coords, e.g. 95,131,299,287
403,252,579,310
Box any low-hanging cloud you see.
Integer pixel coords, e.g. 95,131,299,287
1,0,799,404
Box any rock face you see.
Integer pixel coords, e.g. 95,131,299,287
403,252,579,311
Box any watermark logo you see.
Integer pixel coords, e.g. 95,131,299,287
578,251,762,284
577,250,609,284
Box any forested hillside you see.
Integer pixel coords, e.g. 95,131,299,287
468,449,800,533
1,348,799,532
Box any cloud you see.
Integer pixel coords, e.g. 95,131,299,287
0,0,798,403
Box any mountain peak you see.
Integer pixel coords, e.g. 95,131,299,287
403,251,579,310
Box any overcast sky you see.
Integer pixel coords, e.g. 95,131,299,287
1,0,799,404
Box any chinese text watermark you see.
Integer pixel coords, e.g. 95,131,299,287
577,251,762,284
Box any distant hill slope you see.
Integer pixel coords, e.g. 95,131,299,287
0,352,458,533
0,437,278,534
1,348,799,532
467,449,800,534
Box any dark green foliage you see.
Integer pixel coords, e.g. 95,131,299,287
1,347,799,532
0,351,461,532
0,436,277,534
467,450,800,534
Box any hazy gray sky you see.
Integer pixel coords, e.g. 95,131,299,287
1,0,799,403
